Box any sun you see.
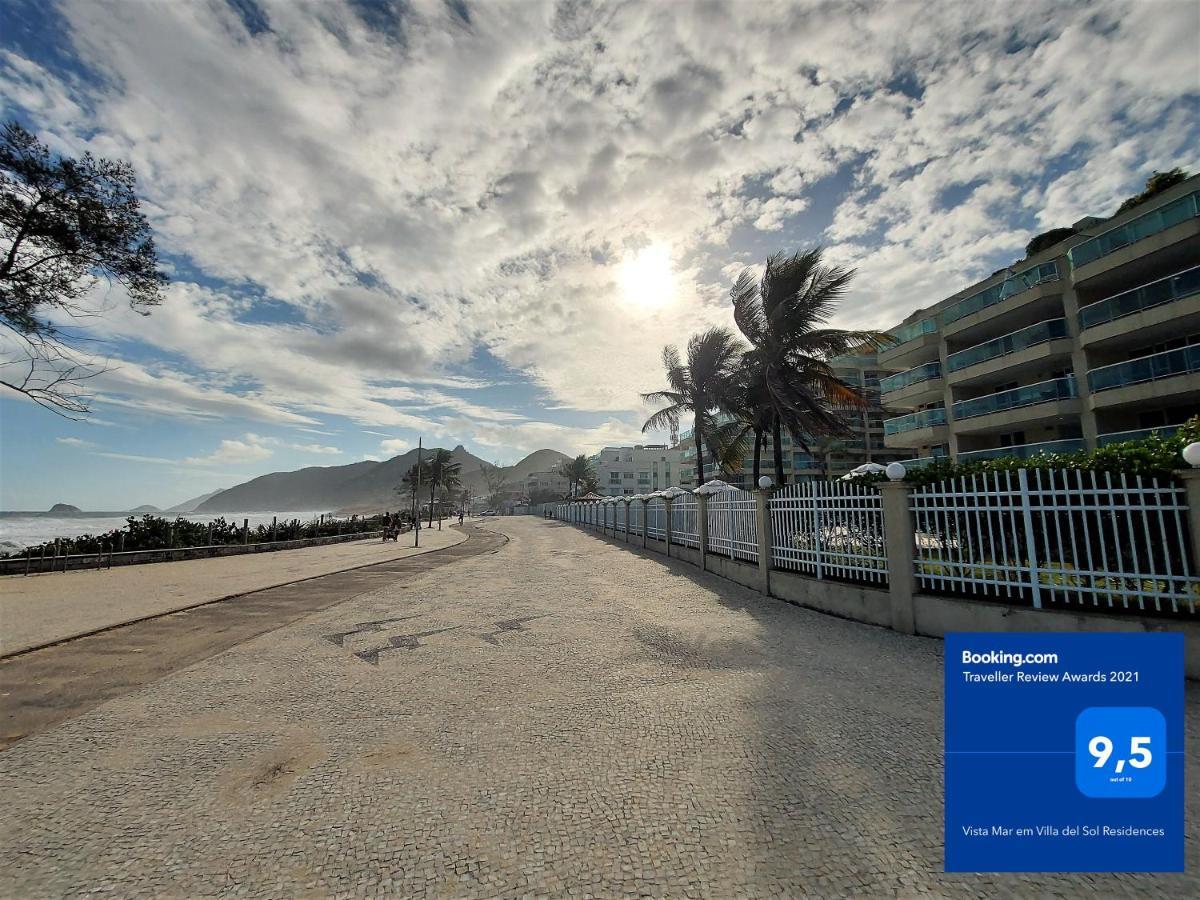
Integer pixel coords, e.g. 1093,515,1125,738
617,244,677,308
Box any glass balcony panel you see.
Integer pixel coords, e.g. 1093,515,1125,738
952,377,1077,420
1096,425,1182,446
1087,345,1200,392
883,407,947,435
957,439,1085,462
888,318,937,346
1068,192,1200,268
1078,266,1200,329
943,261,1060,324
946,318,1069,373
879,361,942,393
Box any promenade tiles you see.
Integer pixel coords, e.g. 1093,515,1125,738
1,517,1196,898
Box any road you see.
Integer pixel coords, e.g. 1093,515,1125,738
1,517,1196,898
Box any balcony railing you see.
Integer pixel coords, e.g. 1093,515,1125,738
952,376,1077,420
879,361,942,393
1079,265,1200,329
1087,344,1200,393
958,439,1085,462
946,318,1069,373
943,261,1060,325
887,318,937,346
1067,191,1200,269
1097,425,1182,446
883,407,947,435
903,452,948,470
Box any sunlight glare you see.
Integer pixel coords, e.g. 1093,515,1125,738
618,244,677,308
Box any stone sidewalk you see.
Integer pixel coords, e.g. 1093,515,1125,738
0,525,465,655
0,517,1196,898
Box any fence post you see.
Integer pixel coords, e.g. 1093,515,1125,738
755,489,772,595
664,498,673,558
1017,469,1042,609
697,493,709,572
879,480,917,635
243,518,249,545
641,499,649,549
1180,469,1200,571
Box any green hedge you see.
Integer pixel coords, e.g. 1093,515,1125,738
852,417,1200,486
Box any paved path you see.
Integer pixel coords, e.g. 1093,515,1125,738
1,518,1196,898
0,524,465,655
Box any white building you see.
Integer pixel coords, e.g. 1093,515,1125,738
594,444,684,496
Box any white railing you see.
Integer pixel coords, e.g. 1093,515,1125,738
628,501,644,536
911,469,1197,614
614,501,627,531
671,494,700,548
646,498,666,540
768,481,887,584
706,488,758,563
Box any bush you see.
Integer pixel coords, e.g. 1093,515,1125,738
1115,168,1190,215
849,416,1200,487
1024,226,1076,258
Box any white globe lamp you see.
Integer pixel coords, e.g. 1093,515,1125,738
886,462,907,482
758,475,773,490
1184,442,1200,468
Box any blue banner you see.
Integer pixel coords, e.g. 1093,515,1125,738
944,632,1184,872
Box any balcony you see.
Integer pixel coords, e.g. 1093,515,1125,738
1068,191,1200,284
1096,425,1181,446
884,406,947,435
1078,266,1200,350
1087,345,1200,408
953,376,1078,422
879,318,940,368
903,452,948,470
942,261,1060,336
879,361,943,406
940,319,1075,386
958,439,1085,463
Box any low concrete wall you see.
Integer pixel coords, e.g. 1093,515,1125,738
913,593,1200,681
703,552,762,592
770,570,893,629
1,530,386,576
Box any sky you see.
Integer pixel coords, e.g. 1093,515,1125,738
0,0,1197,510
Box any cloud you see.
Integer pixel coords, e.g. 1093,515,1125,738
2,0,1196,440
288,442,341,455
184,434,274,466
56,437,96,449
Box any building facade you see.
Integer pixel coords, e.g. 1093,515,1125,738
595,445,684,495
880,174,1200,465
679,353,912,487
524,469,571,500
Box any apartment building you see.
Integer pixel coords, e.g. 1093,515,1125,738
524,469,571,499
679,353,911,486
880,174,1200,465
595,444,684,495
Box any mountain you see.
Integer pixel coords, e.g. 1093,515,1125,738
166,488,228,514
130,504,161,513
48,503,82,514
195,446,571,514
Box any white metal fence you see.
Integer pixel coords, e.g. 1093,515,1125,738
671,494,700,548
628,500,644,536
911,469,1198,614
706,488,758,563
769,481,888,585
646,498,666,540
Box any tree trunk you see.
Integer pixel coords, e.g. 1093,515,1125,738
772,416,786,486
752,428,763,485
428,481,436,527
693,427,706,486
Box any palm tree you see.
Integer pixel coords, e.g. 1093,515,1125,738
557,454,595,497
641,327,745,486
729,248,892,485
426,448,462,526
723,349,774,485
398,461,429,523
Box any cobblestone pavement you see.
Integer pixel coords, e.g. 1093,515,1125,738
1,518,1196,898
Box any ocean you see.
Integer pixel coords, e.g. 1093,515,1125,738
0,511,336,553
